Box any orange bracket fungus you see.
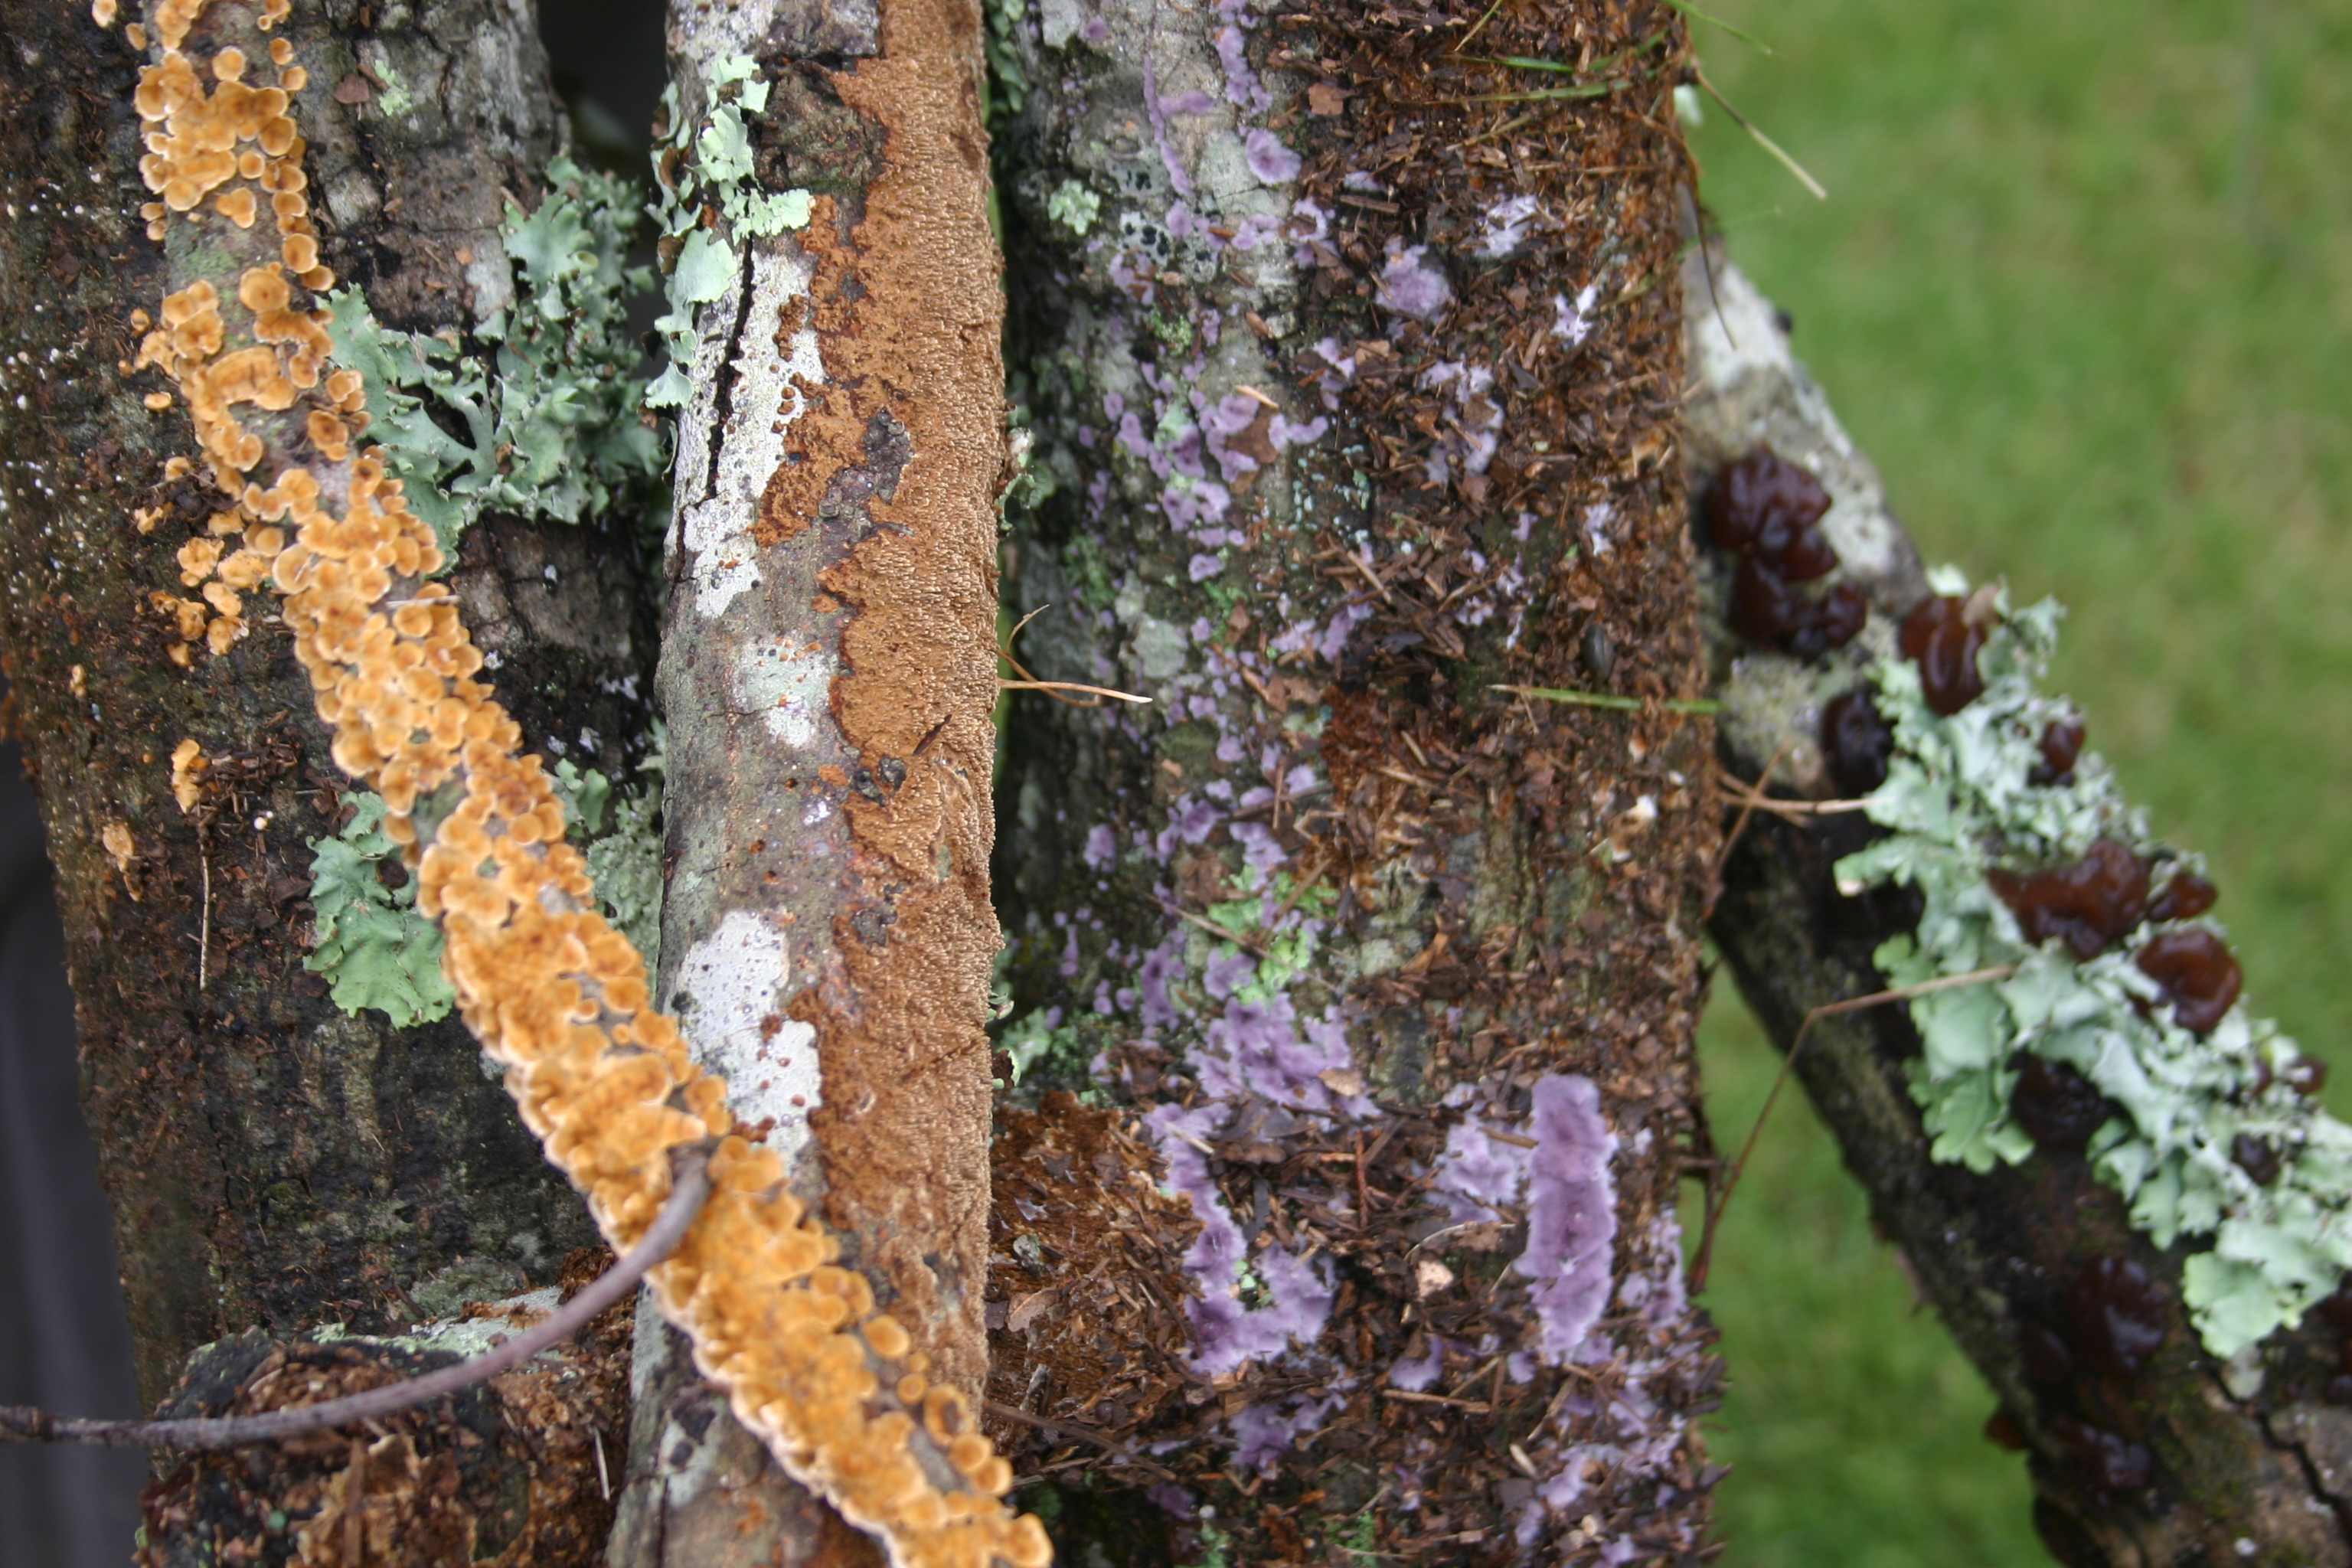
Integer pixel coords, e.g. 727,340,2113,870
107,2,1047,1563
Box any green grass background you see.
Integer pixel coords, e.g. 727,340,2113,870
1681,3,2352,1562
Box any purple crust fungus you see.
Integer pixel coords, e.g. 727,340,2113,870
1375,239,1453,321
1515,1073,1621,1362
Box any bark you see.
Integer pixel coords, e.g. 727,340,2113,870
610,0,1005,1561
136,1273,635,1568
989,1,1720,1560
0,0,655,1422
1689,247,2352,1565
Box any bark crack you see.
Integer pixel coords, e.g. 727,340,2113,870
701,244,761,508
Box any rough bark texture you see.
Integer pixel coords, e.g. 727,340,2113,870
136,1262,637,1568
0,0,653,1417
1690,248,2352,1565
612,0,1005,1560
989,1,1720,1560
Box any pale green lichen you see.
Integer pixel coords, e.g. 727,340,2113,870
325,155,664,553
1046,179,1100,237
550,737,668,970
983,0,1030,122
368,54,415,119
645,58,815,410
1836,567,2352,1357
304,791,456,1028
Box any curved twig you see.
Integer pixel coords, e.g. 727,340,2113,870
0,1145,712,1452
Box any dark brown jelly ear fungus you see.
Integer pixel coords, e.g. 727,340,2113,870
1706,446,1869,658
1820,686,1894,797
1988,838,2151,961
1900,590,1997,716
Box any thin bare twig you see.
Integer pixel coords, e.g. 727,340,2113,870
1689,967,2015,1290
0,1145,714,1450
998,604,1152,707
996,678,1152,705
1491,682,1722,716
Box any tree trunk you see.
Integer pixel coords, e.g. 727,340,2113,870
610,0,1006,1560
987,0,1721,1559
1689,246,2352,1565
0,0,648,1416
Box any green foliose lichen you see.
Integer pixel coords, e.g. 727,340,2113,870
304,791,456,1028
1046,179,1100,236
324,155,665,554
982,0,1029,123
645,58,815,410
1837,567,2352,1357
550,734,668,971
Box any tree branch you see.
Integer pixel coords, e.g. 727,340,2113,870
1687,241,2352,1565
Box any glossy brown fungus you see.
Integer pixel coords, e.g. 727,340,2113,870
1988,838,2152,961
2048,1416,2153,1494
2135,928,2243,1037
1899,594,1990,715
2065,1256,2168,1379
2231,1133,2282,1187
2009,1056,2112,1152
2029,716,2086,786
2147,869,2219,924
1983,1408,2027,1452
2017,1321,2075,1390
1704,443,1829,552
1821,687,1893,797
1707,446,1867,658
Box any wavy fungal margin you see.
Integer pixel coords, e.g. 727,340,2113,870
104,3,1049,1563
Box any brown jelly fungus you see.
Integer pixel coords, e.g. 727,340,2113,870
1705,445,1829,551
2135,929,2243,1037
2148,870,2218,924
2018,1321,2075,1390
1988,838,2152,961
2066,1256,2167,1378
2010,1056,2110,1152
2231,1134,2282,1187
2048,1416,2153,1494
1899,595,1990,715
2029,717,2086,786
1983,1409,2027,1451
1707,447,1865,657
1821,688,1894,797
2287,1057,2328,1099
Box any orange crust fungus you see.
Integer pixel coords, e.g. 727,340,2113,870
120,5,1047,1565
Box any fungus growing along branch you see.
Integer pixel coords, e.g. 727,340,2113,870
105,4,1044,1564
1687,244,2352,1564
0,1146,710,1452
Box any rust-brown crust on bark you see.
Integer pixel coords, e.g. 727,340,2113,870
768,0,1006,1403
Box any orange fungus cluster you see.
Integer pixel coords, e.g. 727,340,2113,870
109,5,1047,1564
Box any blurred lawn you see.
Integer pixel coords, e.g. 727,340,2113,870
1681,2,2352,1563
